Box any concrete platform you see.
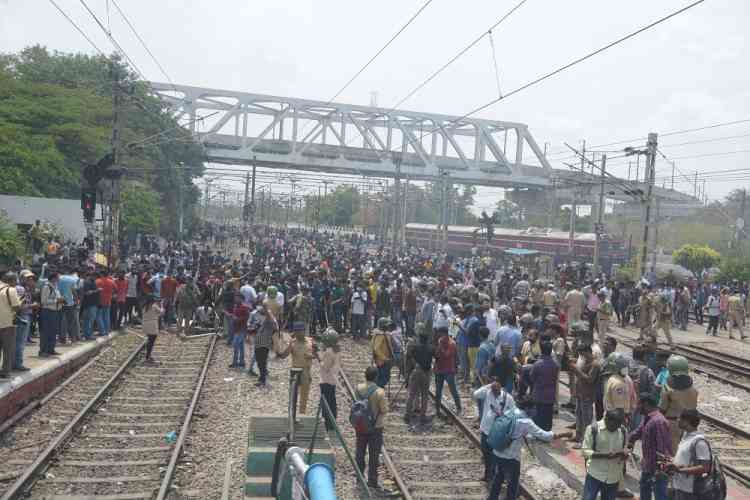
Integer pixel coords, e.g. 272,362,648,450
0,330,130,422
534,381,750,499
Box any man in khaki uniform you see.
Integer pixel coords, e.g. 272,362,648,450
596,290,613,344
602,352,634,498
659,355,698,453
655,294,674,346
355,366,390,491
637,285,655,342
727,289,747,340
543,284,558,309
563,283,585,334
532,281,545,309
286,326,314,414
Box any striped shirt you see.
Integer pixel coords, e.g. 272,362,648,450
628,410,672,473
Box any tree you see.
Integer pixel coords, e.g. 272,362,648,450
0,46,205,237
121,182,160,234
672,244,721,278
0,214,24,266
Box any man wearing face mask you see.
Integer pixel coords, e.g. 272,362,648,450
582,409,630,500
603,352,635,498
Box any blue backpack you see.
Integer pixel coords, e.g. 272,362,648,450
487,391,517,452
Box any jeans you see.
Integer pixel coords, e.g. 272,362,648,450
534,402,554,431
320,383,337,430
575,397,594,441
125,297,139,323
256,346,269,383
355,429,383,486
706,315,719,335
583,474,618,500
115,302,128,329
404,312,416,337
146,334,157,359
480,432,495,480
96,306,111,336
15,321,29,368
351,314,367,339
376,363,391,388
488,457,520,500
39,309,60,355
82,305,98,339
458,343,470,382
391,307,402,330
0,326,15,373
639,471,669,500
224,312,234,344
232,333,245,367
60,305,80,342
434,373,462,413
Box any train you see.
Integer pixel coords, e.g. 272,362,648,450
404,223,629,267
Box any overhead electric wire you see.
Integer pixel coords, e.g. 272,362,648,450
109,0,176,90
47,0,106,56
78,0,146,79
374,0,708,174
547,117,750,157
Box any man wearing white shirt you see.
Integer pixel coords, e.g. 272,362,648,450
481,299,498,344
240,281,257,306
473,378,516,483
433,296,453,331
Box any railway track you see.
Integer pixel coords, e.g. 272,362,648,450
337,339,541,500
0,332,215,500
605,330,750,488
608,330,750,392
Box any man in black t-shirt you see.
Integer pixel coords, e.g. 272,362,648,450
404,330,434,423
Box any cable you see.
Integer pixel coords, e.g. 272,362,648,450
667,149,750,160
47,0,105,56
488,30,503,98
110,0,176,89
78,0,146,79
391,0,528,111
328,0,435,105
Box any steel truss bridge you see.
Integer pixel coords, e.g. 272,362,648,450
150,82,699,208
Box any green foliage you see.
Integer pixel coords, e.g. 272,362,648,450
672,244,721,278
716,257,750,284
121,183,161,234
0,214,25,265
0,46,205,237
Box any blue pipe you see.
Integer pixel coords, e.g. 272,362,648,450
304,463,336,500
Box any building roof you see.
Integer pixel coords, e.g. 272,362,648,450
0,194,87,241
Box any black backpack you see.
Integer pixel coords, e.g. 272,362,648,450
691,438,727,500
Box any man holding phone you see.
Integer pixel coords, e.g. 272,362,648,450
582,409,630,500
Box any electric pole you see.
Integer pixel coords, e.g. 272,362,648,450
651,197,661,272
243,170,250,237
639,132,658,279
593,154,606,275
107,60,123,269
250,158,257,231
392,153,402,250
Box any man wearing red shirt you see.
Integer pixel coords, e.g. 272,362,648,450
114,273,128,330
434,326,462,417
228,292,250,368
161,273,178,327
95,271,116,336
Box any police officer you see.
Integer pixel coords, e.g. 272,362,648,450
655,294,674,346
659,355,698,453
727,288,747,340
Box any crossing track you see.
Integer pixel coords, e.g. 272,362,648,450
338,338,541,500
607,331,750,392
0,333,216,500
605,331,750,488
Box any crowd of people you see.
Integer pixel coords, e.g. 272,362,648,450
0,225,731,500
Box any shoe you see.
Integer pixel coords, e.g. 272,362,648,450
39,352,50,358
49,351,61,356
571,442,583,449
247,370,258,377
616,489,635,498
228,364,237,368
13,366,30,372
254,381,266,387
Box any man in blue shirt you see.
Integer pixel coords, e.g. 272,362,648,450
530,341,559,431
57,267,81,343
495,315,523,360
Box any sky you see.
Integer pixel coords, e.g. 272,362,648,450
2,0,749,211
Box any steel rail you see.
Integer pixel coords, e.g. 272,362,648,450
156,334,217,500
337,364,413,500
428,389,541,500
676,343,750,366
607,332,750,393
671,344,750,376
697,411,750,488
0,341,124,436
0,340,147,500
